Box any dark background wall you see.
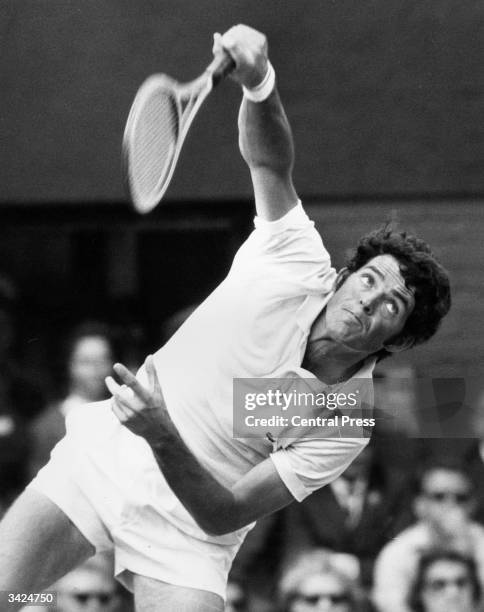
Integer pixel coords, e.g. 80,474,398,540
2,0,484,202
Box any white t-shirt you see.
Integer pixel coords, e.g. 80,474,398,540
74,202,373,545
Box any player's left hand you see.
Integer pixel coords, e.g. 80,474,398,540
105,355,173,446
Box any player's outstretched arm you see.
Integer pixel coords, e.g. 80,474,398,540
217,25,298,221
106,357,294,536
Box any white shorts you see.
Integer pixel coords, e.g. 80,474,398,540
28,403,236,600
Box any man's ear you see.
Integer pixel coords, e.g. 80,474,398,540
384,335,414,354
334,267,351,291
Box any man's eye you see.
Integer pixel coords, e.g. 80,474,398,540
361,274,373,286
385,300,398,315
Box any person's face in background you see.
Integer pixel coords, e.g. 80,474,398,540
416,469,474,523
55,567,120,612
420,559,477,612
68,335,113,401
289,573,353,612
415,469,475,544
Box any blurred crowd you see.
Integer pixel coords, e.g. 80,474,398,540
2,272,484,612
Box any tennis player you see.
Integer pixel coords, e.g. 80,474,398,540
0,25,450,612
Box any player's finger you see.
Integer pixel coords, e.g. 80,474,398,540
145,355,162,394
153,368,164,399
220,27,237,50
106,376,138,412
221,25,260,55
219,26,268,87
105,375,122,396
105,376,135,402
110,396,132,424
212,32,223,55
113,362,150,402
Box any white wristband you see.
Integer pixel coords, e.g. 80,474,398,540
243,61,276,103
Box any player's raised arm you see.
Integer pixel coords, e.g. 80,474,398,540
217,25,298,221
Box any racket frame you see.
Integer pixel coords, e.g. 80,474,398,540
123,52,234,214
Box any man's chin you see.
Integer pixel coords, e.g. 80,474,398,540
333,335,373,355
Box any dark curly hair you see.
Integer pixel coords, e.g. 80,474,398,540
409,550,481,612
344,225,451,360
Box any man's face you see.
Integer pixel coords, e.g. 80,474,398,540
56,568,120,612
416,469,474,531
290,573,352,612
309,254,415,355
69,336,113,399
421,560,476,612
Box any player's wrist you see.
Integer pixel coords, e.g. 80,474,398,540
243,61,276,102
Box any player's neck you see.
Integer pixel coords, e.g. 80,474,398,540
302,337,366,384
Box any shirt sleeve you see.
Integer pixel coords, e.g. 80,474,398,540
253,201,310,235
269,437,369,502
229,201,334,295
372,537,416,612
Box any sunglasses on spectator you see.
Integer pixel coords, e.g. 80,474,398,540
68,592,117,606
424,491,471,504
295,592,350,605
425,576,471,592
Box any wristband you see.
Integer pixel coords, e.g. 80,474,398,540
243,61,276,103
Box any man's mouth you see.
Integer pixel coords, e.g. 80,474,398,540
342,308,364,329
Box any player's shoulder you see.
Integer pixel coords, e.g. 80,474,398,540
246,202,328,259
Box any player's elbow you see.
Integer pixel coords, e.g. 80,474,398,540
197,520,231,537
196,509,243,537
239,138,294,175
201,523,231,537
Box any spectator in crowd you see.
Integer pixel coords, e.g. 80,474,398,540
373,460,484,612
408,550,482,612
28,321,115,477
0,275,44,513
52,554,124,612
277,443,401,588
278,549,367,612
464,389,484,524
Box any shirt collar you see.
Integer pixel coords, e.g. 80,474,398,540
355,356,377,380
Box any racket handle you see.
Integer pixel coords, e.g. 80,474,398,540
206,51,236,87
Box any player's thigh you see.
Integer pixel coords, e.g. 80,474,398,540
0,488,95,594
133,574,224,612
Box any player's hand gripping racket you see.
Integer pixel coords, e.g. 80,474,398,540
123,51,235,213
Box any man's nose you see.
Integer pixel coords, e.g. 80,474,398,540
315,599,333,612
359,296,375,315
85,603,108,612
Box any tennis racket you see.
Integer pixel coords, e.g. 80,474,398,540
123,51,235,214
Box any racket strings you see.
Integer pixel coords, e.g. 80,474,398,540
131,90,179,198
